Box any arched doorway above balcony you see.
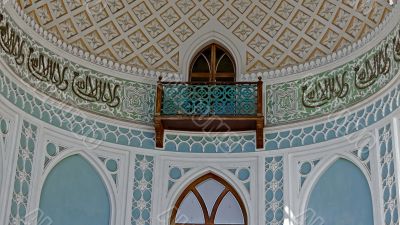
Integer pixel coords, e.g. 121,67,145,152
190,44,236,82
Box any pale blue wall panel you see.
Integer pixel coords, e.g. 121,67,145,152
306,159,373,225
39,155,110,225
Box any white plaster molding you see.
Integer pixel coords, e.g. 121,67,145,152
373,124,387,225
390,117,400,224
0,105,19,225
1,115,24,225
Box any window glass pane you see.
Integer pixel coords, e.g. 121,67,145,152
216,55,234,73
203,47,212,60
176,191,205,224
190,45,235,81
214,192,244,224
192,55,210,73
196,179,225,215
216,47,225,61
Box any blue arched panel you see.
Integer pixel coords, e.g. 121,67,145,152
306,159,373,225
39,155,110,225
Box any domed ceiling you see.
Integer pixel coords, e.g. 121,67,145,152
18,0,393,73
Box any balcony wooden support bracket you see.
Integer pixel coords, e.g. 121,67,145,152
256,117,264,149
154,116,164,148
154,77,265,150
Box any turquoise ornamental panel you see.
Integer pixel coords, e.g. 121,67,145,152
131,155,154,225
265,156,284,225
306,159,373,225
39,155,110,225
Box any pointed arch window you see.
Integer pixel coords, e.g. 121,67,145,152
190,44,236,82
170,174,247,225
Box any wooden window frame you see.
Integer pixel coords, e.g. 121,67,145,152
170,173,248,225
189,44,236,82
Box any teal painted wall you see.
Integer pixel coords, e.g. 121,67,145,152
39,155,110,225
306,159,373,225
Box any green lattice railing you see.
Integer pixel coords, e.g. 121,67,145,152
156,78,262,116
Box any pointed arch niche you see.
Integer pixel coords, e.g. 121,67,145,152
305,158,374,225
180,31,244,79
170,173,247,225
39,155,111,225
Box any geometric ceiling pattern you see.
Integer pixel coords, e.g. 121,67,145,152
19,0,393,73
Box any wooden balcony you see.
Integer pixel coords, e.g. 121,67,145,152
154,77,264,149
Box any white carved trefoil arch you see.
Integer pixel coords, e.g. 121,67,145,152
286,123,390,225
152,155,259,225
26,127,130,225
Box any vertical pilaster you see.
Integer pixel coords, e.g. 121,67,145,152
375,122,399,225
